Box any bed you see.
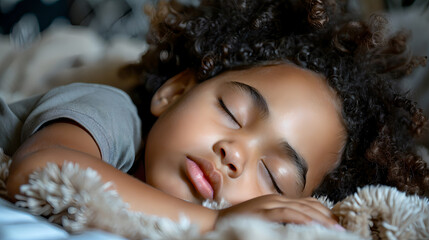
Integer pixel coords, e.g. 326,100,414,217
0,197,126,240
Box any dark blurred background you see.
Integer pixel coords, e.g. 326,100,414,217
0,0,153,47
0,0,427,46
0,0,199,46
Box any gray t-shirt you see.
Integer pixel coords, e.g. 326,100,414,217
0,83,142,172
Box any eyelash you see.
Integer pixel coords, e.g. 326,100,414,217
261,160,283,194
217,98,241,127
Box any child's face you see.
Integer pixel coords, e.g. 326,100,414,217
144,64,346,205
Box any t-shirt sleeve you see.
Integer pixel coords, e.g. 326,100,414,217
21,83,142,172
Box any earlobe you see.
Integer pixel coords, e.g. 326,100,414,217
150,69,196,116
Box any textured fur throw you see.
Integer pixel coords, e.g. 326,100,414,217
0,148,428,240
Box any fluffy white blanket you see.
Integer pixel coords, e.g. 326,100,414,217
0,149,428,240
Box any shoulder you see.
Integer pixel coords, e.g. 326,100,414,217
23,83,142,171
43,82,133,103
29,83,138,123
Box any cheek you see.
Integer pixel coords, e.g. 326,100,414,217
160,109,215,149
221,179,264,205
145,98,219,161
220,165,270,205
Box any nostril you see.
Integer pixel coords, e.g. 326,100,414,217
220,148,226,158
228,163,236,172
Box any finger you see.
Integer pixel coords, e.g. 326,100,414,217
296,203,337,227
258,195,336,222
275,201,338,227
301,198,336,220
261,207,312,225
242,195,337,226
279,198,336,221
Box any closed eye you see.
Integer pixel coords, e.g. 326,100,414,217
218,97,241,128
261,160,283,194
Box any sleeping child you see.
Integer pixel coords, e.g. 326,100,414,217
2,0,428,234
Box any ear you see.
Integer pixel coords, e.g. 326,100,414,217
150,69,197,116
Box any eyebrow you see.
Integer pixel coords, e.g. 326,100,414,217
228,81,269,119
227,81,308,191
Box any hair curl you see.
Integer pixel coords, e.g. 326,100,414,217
124,0,429,202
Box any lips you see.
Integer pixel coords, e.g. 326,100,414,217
185,156,221,200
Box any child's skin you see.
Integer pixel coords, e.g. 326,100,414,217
7,63,345,232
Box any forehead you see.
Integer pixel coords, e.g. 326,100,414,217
213,64,341,118
217,64,334,97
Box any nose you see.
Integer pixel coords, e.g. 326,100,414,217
213,140,249,178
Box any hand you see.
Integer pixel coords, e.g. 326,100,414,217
216,194,339,229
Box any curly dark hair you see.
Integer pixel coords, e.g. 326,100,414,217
123,0,429,202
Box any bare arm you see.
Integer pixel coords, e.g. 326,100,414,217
6,120,340,233
6,121,218,232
